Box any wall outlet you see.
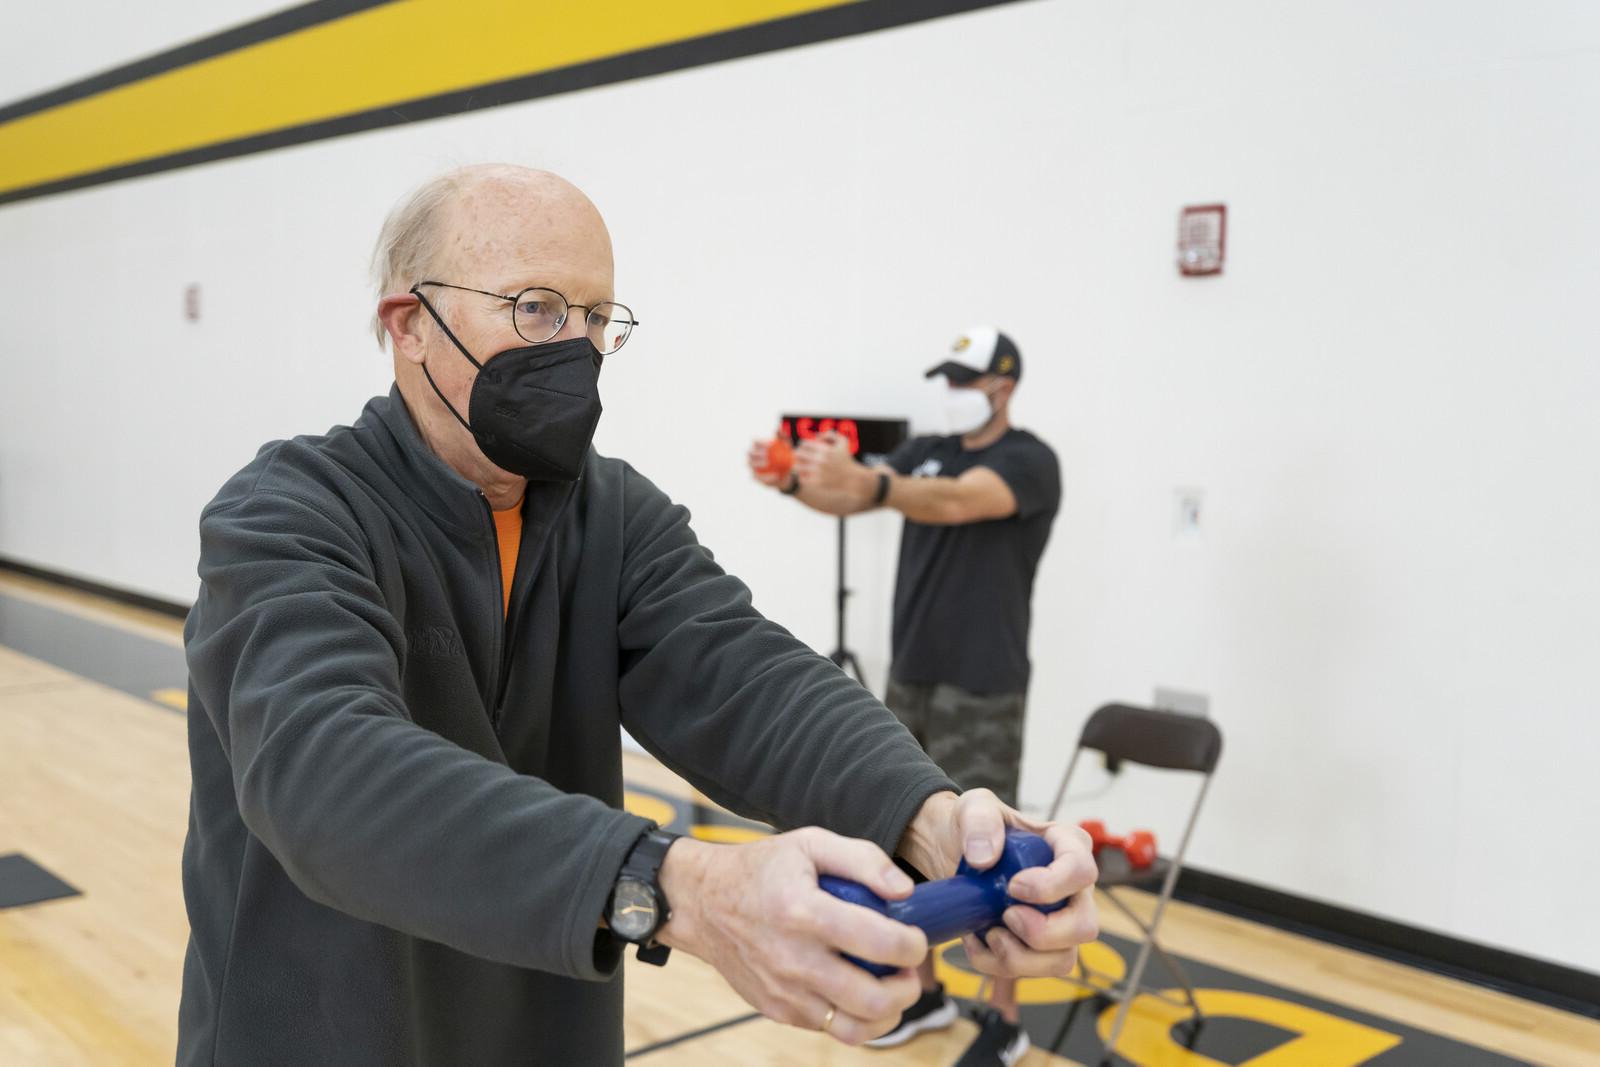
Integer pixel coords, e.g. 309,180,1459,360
1154,687,1209,717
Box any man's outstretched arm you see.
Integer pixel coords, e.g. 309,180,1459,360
746,432,1016,524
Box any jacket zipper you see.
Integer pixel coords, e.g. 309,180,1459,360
478,493,506,731
483,482,579,732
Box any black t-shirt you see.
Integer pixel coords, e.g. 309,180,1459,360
884,429,1061,695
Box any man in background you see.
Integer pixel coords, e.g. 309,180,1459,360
750,327,1061,1066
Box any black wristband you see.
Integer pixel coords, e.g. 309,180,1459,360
871,472,892,506
780,474,801,495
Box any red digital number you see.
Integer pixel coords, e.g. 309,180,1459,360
780,416,860,453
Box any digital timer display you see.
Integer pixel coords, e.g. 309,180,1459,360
778,415,909,465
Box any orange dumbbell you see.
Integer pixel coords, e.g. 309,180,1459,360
1079,819,1158,869
756,433,794,479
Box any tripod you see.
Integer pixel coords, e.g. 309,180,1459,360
825,516,867,687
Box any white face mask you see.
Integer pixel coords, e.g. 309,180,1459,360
942,382,993,435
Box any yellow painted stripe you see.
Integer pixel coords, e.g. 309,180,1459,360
688,823,769,845
621,790,677,827
935,937,1127,1004
150,687,188,711
0,0,858,199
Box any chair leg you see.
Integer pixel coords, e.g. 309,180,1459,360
1150,938,1203,1018
1102,929,1157,1058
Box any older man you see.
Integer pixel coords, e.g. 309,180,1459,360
178,164,1096,1066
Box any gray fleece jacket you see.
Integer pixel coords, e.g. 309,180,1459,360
177,386,955,1066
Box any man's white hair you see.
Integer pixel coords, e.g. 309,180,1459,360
369,172,461,349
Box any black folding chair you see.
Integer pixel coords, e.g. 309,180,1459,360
1046,703,1223,1063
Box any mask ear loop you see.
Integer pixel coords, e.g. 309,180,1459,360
410,286,484,435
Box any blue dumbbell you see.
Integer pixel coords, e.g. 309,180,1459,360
819,829,1067,976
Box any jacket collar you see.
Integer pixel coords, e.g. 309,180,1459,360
355,384,493,536
356,384,587,537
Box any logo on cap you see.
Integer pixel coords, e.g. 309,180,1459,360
954,336,970,352
997,355,1016,375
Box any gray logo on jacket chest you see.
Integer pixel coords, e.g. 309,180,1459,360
912,458,943,478
406,625,465,660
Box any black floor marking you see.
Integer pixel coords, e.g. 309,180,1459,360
0,853,82,909
624,1011,762,1058
0,592,187,711
935,932,1532,1066
1181,1015,1301,1061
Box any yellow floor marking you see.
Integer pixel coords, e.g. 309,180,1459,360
688,824,768,844
622,790,677,827
149,689,186,711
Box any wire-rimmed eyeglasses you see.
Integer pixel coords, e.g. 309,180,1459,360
411,281,638,355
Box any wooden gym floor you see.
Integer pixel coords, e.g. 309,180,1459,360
1,570,1596,1066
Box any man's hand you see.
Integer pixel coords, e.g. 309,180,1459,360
898,790,1099,979
746,439,785,488
794,432,873,498
657,828,928,1045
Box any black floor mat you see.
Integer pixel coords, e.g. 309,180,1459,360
0,853,81,909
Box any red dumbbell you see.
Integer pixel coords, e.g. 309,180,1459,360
756,433,794,479
1079,819,1158,869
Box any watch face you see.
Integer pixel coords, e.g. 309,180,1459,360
610,878,659,940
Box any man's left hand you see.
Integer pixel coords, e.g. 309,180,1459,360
897,790,1099,979
794,432,868,496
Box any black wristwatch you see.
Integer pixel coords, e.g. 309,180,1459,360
607,828,681,965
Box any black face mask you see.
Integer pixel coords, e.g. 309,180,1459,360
413,291,602,482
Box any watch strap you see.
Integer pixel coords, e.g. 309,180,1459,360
614,828,680,964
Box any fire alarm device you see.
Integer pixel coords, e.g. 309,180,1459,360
1178,204,1226,276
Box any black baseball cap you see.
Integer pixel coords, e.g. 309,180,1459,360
925,326,1022,384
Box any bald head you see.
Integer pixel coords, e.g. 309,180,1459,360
372,165,621,502
370,165,613,347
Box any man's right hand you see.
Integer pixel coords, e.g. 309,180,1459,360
746,439,785,488
656,828,927,1045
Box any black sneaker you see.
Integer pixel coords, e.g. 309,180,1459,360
953,1009,1031,1066
865,983,959,1048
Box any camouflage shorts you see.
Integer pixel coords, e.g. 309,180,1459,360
884,678,1025,808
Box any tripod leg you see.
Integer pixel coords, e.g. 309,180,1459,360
829,650,867,688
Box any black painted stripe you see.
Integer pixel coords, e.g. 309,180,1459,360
0,853,82,910
0,0,1036,208
0,851,83,908
0,0,399,126
0,557,189,619
1175,866,1600,1020
624,1011,762,1058
0,590,187,712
